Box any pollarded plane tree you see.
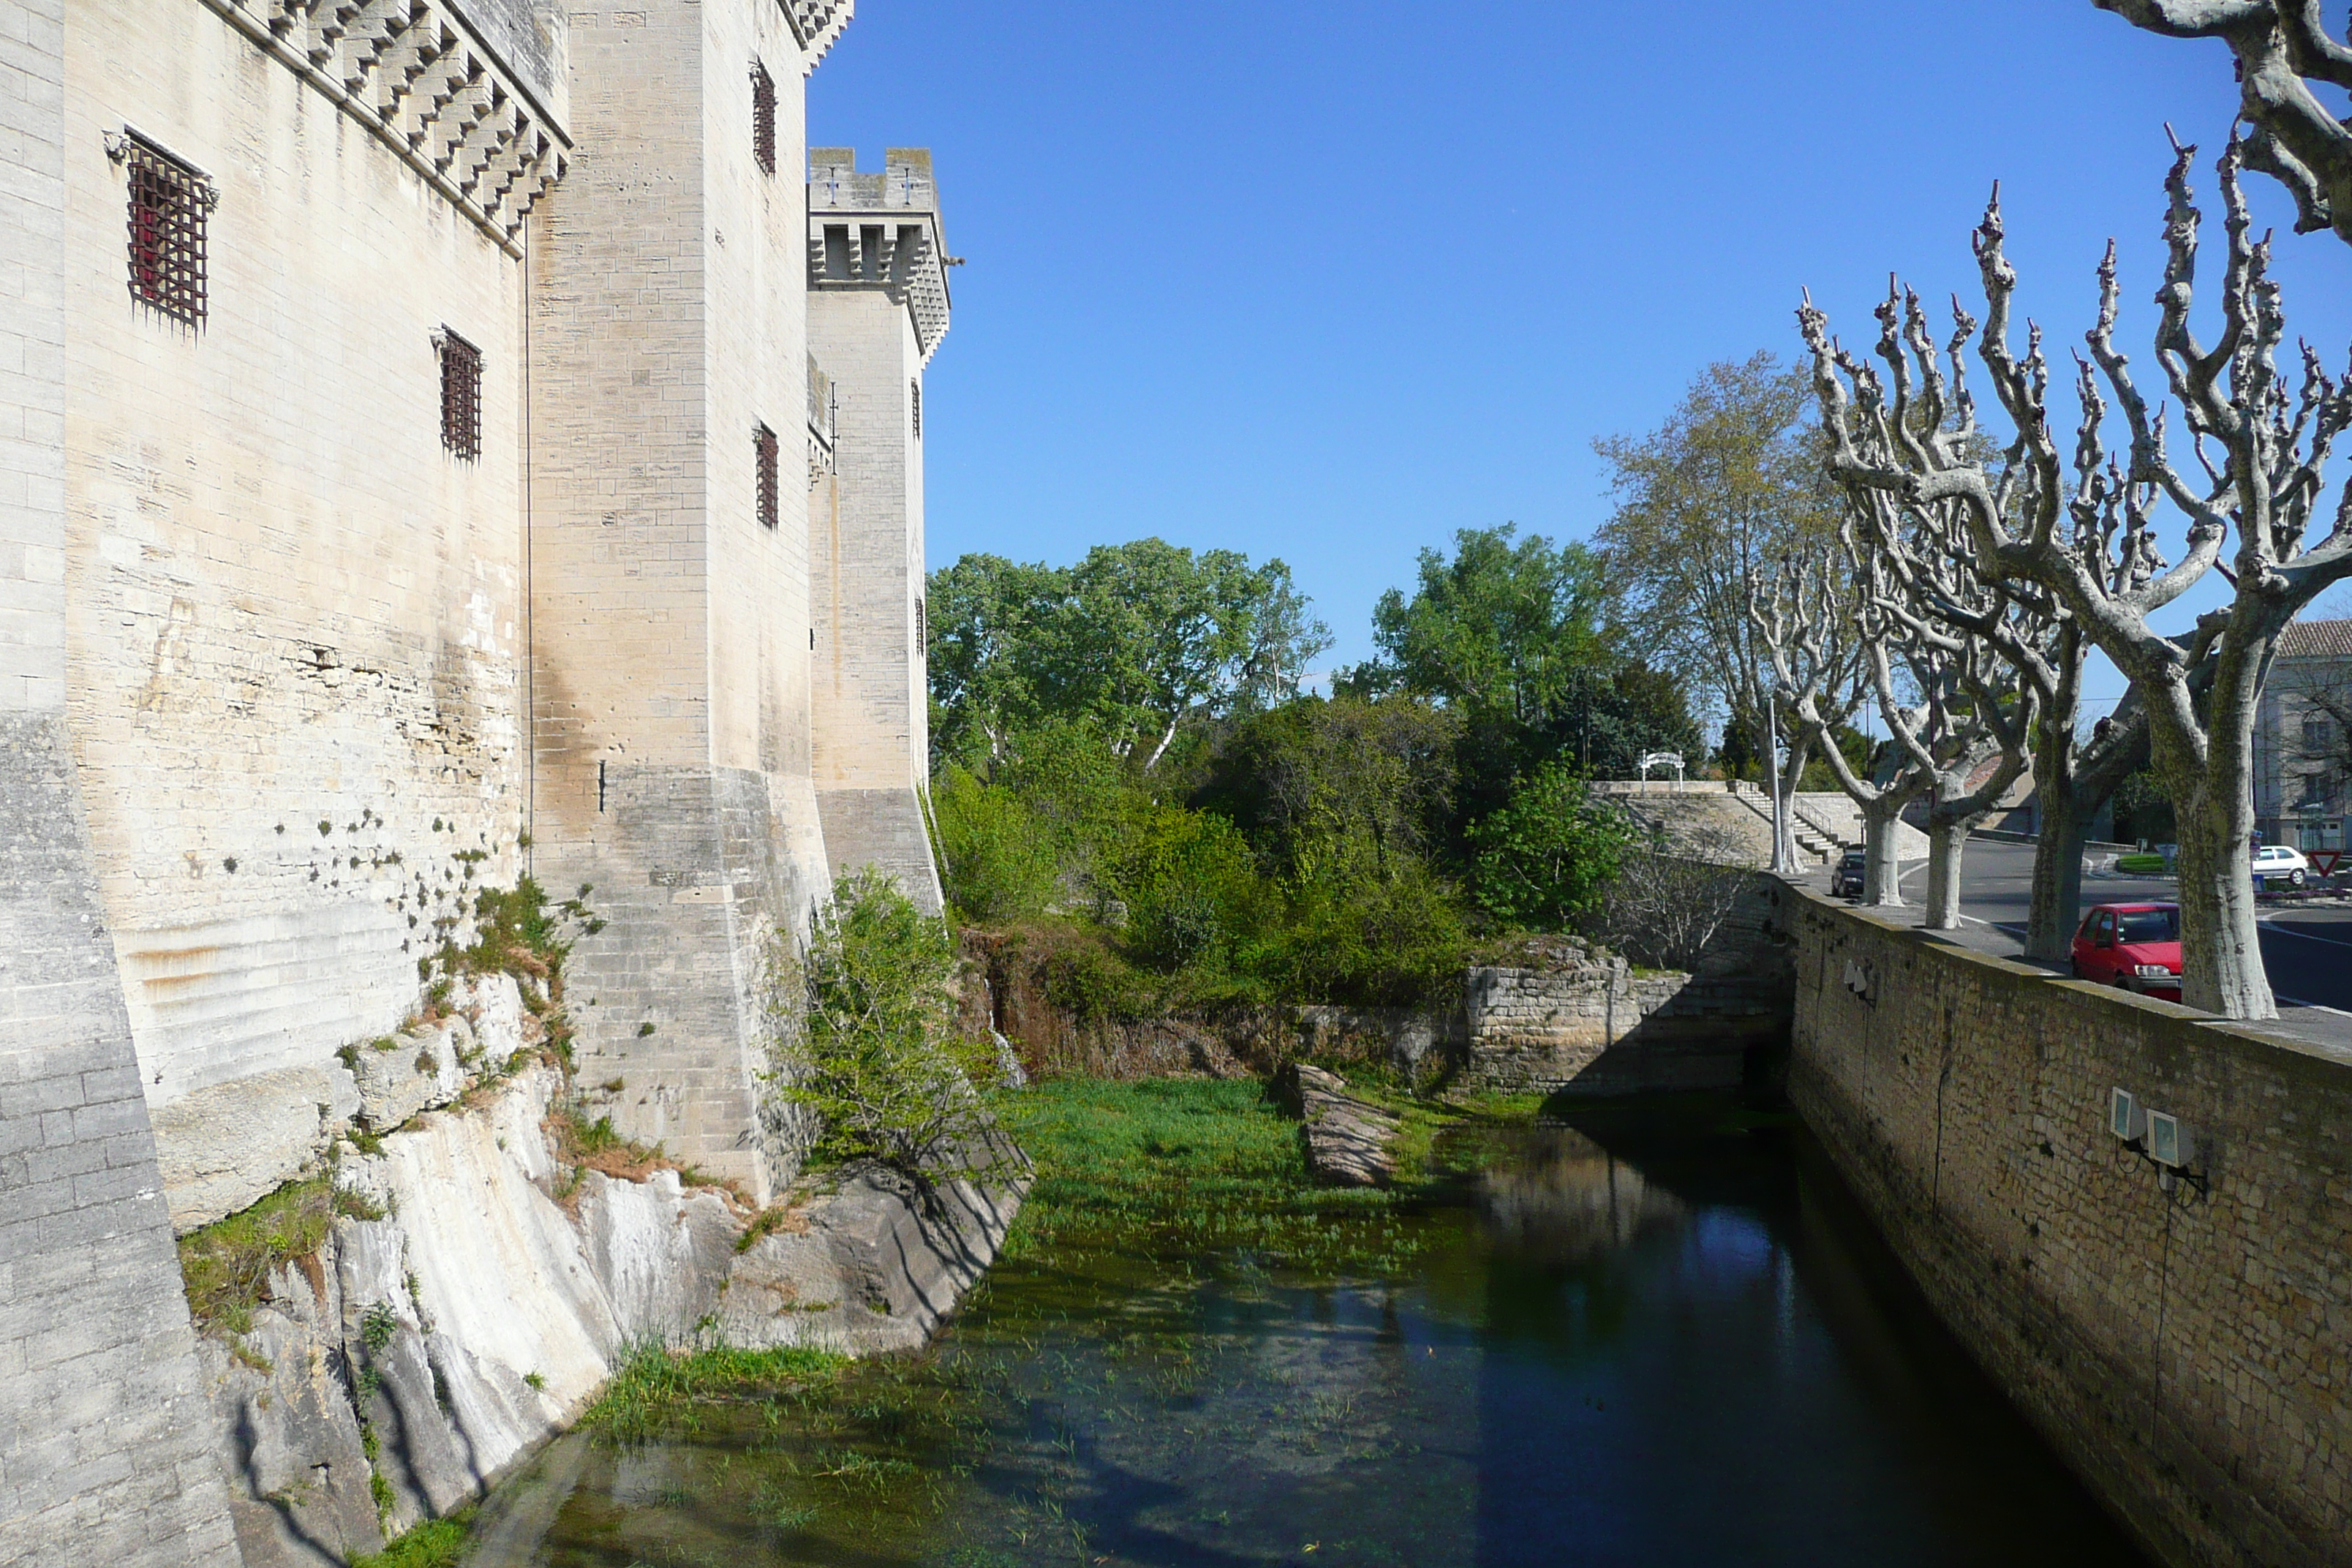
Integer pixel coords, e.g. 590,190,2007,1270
1809,137,2352,1018
1822,286,2159,958
2096,1,2352,249
1846,502,2039,931
1745,549,1912,897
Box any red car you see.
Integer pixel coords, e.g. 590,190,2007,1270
2070,902,2182,1000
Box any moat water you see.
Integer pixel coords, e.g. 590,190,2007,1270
466,1102,2152,1567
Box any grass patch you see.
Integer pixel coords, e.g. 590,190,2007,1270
350,1510,472,1568
178,1177,387,1331
991,1077,1444,1277
583,1342,849,1441
543,1108,750,1211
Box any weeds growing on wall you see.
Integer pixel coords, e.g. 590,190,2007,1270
540,1107,749,1213
178,1175,387,1332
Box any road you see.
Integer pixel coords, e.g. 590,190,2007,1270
1806,838,2352,1033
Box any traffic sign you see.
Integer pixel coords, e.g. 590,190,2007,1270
2313,849,2344,876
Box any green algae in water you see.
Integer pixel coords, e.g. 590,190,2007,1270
468,1080,2152,1568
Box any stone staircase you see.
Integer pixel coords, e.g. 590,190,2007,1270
1724,785,1840,864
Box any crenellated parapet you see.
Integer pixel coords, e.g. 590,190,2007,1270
806,146,950,365
784,0,853,74
195,0,569,255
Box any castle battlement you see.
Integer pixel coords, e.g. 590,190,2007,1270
807,147,951,364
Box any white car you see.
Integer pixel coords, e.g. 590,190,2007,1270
2253,844,2313,888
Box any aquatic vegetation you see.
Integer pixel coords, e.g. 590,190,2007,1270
990,1075,1455,1276
349,1511,472,1568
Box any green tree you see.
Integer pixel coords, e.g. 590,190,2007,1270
926,553,1064,765
927,540,1331,772
1592,353,1842,779
1469,763,1634,931
1194,696,1462,880
770,870,1004,1180
1354,524,1610,726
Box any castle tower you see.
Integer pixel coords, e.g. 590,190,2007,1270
527,2,853,1198
805,147,949,913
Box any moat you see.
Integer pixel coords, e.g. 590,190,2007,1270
464,1095,2150,1567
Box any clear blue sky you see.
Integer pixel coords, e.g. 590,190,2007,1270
811,1,2352,712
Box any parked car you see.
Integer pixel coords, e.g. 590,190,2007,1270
1831,848,1866,897
2069,902,2182,1000
2253,843,2312,888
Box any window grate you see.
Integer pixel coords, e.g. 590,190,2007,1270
121,135,213,328
439,329,482,461
756,423,779,529
911,380,921,439
751,61,777,176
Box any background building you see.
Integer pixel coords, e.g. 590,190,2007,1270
2254,619,2352,853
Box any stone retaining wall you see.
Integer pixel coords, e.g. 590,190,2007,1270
1792,891,2352,1568
1456,965,1788,1095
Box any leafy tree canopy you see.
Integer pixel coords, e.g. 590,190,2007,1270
1592,352,1843,737
928,540,1331,771
1347,524,1610,727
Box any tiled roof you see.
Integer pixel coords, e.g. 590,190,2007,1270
2277,619,2352,660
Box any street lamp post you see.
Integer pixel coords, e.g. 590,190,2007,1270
1768,688,1791,875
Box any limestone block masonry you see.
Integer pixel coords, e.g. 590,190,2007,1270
63,0,555,1224
527,0,856,1196
0,0,241,1553
0,715,242,1566
807,146,950,914
1792,891,2352,1568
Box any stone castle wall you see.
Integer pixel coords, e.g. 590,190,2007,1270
64,0,540,1225
0,0,241,1553
807,148,945,913
1792,891,2352,1568
526,0,837,1200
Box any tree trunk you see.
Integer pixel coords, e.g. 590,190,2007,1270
1861,799,1907,906
1923,817,1969,930
1769,731,1812,874
2174,802,2272,1018
2163,681,2272,1017
2024,774,2085,964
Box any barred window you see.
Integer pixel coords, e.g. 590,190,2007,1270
755,423,779,529
750,61,776,175
911,380,921,439
118,134,213,328
437,329,482,461
915,597,927,651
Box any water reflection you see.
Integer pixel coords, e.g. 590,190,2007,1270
473,1107,2152,1568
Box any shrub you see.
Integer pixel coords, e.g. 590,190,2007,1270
769,868,1006,1179
1270,852,1469,1006
932,763,1059,922
1468,762,1632,931
1113,804,1269,972
1592,851,1752,970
